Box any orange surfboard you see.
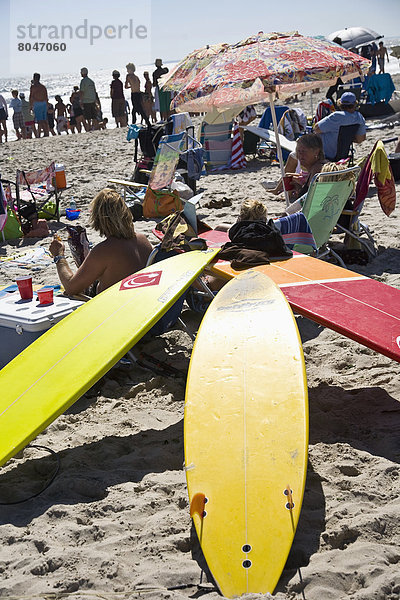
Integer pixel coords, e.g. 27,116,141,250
202,230,400,363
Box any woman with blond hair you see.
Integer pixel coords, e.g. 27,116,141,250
49,189,152,296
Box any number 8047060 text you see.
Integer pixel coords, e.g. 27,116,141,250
18,43,67,51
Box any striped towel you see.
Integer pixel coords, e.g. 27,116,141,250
274,213,317,250
230,121,246,170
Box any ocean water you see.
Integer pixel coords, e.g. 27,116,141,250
1,39,400,142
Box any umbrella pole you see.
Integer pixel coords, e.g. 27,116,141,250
269,93,290,206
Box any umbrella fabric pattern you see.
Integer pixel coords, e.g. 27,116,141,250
160,43,229,93
172,32,370,113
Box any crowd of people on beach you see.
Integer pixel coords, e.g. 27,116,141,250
0,58,171,143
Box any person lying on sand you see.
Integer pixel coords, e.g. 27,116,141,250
49,188,153,296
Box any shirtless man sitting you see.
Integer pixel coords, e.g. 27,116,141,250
49,188,153,296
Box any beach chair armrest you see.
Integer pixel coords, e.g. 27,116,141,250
108,178,144,189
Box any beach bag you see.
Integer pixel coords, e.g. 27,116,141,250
38,199,57,220
24,218,50,238
2,206,23,240
142,187,182,218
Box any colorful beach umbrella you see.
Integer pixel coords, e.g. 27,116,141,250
171,31,370,113
327,27,383,50
171,31,370,204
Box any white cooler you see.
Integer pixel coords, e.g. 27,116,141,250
0,292,83,368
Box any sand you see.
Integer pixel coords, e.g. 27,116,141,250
1,80,400,600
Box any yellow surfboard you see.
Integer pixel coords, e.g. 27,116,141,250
0,249,219,467
184,270,308,597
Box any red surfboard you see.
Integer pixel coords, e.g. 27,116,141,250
199,230,400,363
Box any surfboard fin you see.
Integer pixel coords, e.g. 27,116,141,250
190,492,206,519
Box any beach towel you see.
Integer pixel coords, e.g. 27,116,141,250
364,74,395,105
180,147,206,180
0,246,51,269
200,121,233,169
278,109,306,141
237,105,257,125
274,213,317,250
354,140,396,216
230,121,246,169
314,99,335,123
205,139,232,170
170,112,192,134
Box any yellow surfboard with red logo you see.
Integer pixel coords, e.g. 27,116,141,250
0,249,219,467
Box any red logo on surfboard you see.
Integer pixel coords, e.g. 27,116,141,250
120,271,162,291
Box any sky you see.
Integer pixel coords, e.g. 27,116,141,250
1,0,399,76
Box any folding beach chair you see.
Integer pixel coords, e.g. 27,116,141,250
293,165,361,266
334,124,360,164
199,121,233,170
15,161,61,228
337,84,364,103
109,131,189,218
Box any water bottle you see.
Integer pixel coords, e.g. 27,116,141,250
69,197,77,210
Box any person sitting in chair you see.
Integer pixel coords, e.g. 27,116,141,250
268,134,327,201
313,92,366,160
49,188,153,296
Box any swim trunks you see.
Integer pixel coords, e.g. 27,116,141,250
33,101,47,122
83,102,97,120
13,112,25,129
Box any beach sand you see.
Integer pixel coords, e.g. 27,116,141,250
1,81,400,599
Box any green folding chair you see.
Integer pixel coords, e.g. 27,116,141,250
293,165,361,266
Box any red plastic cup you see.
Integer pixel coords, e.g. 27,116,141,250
37,288,54,305
283,175,294,191
16,276,33,300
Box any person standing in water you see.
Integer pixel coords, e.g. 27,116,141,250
377,41,389,74
125,63,150,126
152,58,170,120
29,73,49,137
110,70,127,128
